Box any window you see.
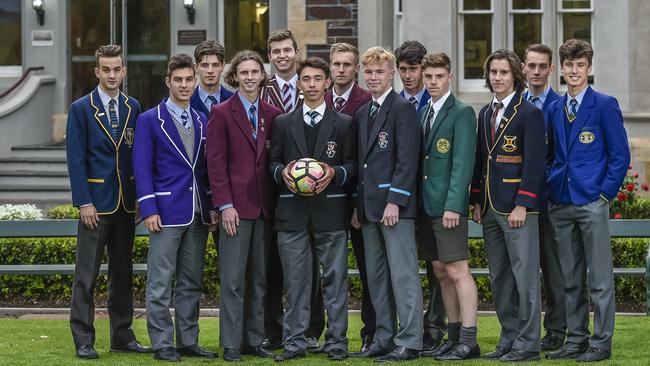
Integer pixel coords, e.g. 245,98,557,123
224,0,270,62
510,0,543,61
0,0,21,65
458,0,493,89
558,0,592,42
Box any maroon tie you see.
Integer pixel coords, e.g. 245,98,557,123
490,102,504,143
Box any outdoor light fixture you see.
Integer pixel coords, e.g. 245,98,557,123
32,0,45,26
184,0,195,25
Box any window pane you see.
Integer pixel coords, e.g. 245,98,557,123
463,0,491,11
563,13,591,42
0,0,21,65
513,14,542,61
464,14,491,79
512,0,540,10
225,0,270,62
562,0,591,9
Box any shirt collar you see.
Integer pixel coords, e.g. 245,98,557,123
238,92,259,113
403,87,426,105
97,85,119,108
567,85,588,108
276,74,298,91
303,102,327,119
198,85,222,104
526,85,550,103
429,90,452,113
165,98,191,119
373,87,393,106
492,90,517,110
332,84,354,101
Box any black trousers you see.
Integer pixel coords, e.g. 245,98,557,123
69,208,136,348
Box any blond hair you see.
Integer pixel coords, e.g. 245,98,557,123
361,47,396,69
329,43,360,63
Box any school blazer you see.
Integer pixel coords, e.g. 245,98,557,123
325,83,373,117
189,85,234,118
419,93,477,217
400,89,431,114
66,87,140,214
260,74,303,113
269,107,357,232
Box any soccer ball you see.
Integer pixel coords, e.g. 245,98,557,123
290,158,325,196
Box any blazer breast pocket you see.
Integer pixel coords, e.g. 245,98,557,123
373,131,393,152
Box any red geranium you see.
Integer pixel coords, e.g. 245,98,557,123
642,183,649,192
617,191,627,201
614,212,623,219
634,171,639,178
626,183,635,192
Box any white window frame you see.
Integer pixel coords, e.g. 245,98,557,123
507,0,545,54
556,0,594,89
458,0,496,91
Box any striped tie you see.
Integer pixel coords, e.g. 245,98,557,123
208,95,218,109
334,97,345,112
425,106,435,139
569,98,578,119
181,110,191,131
408,96,418,109
282,83,293,113
108,99,119,140
249,104,257,139
307,110,319,127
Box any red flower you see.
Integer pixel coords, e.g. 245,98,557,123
628,165,632,170
634,172,639,178
642,183,649,192
626,183,635,192
617,192,627,201
614,212,623,219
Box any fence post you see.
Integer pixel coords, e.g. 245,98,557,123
646,242,650,315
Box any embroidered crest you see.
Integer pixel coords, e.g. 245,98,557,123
502,135,517,152
326,141,337,158
436,138,450,153
125,128,134,147
378,132,389,149
579,131,595,144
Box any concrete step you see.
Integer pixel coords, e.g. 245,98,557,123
0,157,68,173
0,171,70,186
11,144,66,159
0,187,72,202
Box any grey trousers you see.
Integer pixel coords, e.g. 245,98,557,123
539,216,567,338
219,218,267,349
548,199,615,351
277,229,349,353
146,216,208,350
482,208,541,352
362,219,423,351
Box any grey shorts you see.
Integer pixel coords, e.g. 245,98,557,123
416,215,469,262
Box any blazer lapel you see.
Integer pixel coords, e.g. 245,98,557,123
567,86,594,151
231,95,257,150
358,102,370,160
89,88,117,148
116,92,133,148
554,94,569,155
157,101,192,166
427,94,454,152
191,108,203,167
364,91,393,161
288,108,309,157
490,93,523,153
313,108,335,160
256,103,271,158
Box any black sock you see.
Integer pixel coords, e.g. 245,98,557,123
459,326,478,348
447,322,461,342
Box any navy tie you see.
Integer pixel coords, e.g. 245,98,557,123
208,95,218,110
408,96,418,109
307,110,320,127
569,98,578,120
108,99,119,140
181,110,191,131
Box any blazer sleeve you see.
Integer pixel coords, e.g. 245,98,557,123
206,108,234,208
333,117,357,187
470,110,485,205
515,107,547,209
445,106,477,213
132,114,159,218
268,118,286,187
65,102,92,207
599,96,631,200
387,102,420,207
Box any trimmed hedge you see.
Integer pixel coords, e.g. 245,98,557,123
0,236,647,308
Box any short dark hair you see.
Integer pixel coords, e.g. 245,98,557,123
297,57,331,79
267,29,298,52
524,43,553,64
167,53,194,78
194,40,226,64
95,45,123,66
224,50,268,88
559,39,593,66
421,53,452,73
394,40,427,65
483,49,527,93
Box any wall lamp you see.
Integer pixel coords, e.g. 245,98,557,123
32,0,45,26
184,0,195,25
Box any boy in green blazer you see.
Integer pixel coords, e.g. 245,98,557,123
417,53,479,360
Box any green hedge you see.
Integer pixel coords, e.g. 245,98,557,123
0,236,647,308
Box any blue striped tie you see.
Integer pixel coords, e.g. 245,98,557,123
249,104,257,139
181,110,191,131
108,99,119,140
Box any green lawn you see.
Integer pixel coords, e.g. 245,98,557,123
0,315,648,365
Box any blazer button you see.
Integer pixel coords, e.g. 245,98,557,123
363,163,368,168
488,155,492,160
189,187,193,191
568,178,571,182
423,176,428,180
425,155,429,160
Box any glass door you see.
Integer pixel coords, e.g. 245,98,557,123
70,0,169,109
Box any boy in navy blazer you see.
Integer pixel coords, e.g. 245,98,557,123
545,39,630,363
66,44,150,359
190,40,233,118
133,54,218,362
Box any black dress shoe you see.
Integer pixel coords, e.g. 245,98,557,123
154,347,181,362
274,349,306,362
435,343,481,360
262,338,284,350
546,343,589,359
576,347,611,362
423,339,456,357
500,349,540,362
240,345,275,357
327,348,348,361
483,346,510,359
421,337,442,353
540,333,565,351
110,340,153,353
223,348,241,362
176,344,218,358
306,336,322,353
350,345,389,358
374,346,419,362
76,345,99,359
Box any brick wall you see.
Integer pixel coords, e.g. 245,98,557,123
305,0,358,61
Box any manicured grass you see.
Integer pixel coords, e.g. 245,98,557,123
0,315,648,365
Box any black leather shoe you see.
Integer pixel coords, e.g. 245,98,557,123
327,348,348,361
350,344,389,358
540,333,565,351
374,346,419,362
110,340,153,353
576,347,611,362
500,349,540,362
176,344,218,358
240,345,275,358
546,343,589,359
274,349,306,362
424,339,456,357
306,336,322,353
262,338,284,351
154,347,181,362
76,345,99,359
435,343,480,360
421,337,442,354
223,348,241,362
483,346,510,359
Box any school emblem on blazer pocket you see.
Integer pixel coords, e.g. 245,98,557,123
502,135,517,152
436,138,450,153
326,141,337,158
579,131,595,144
125,128,134,147
378,132,389,149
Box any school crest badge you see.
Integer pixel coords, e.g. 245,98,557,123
579,131,595,144
502,135,517,152
326,141,337,158
436,138,450,153
125,128,134,147
378,132,389,149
